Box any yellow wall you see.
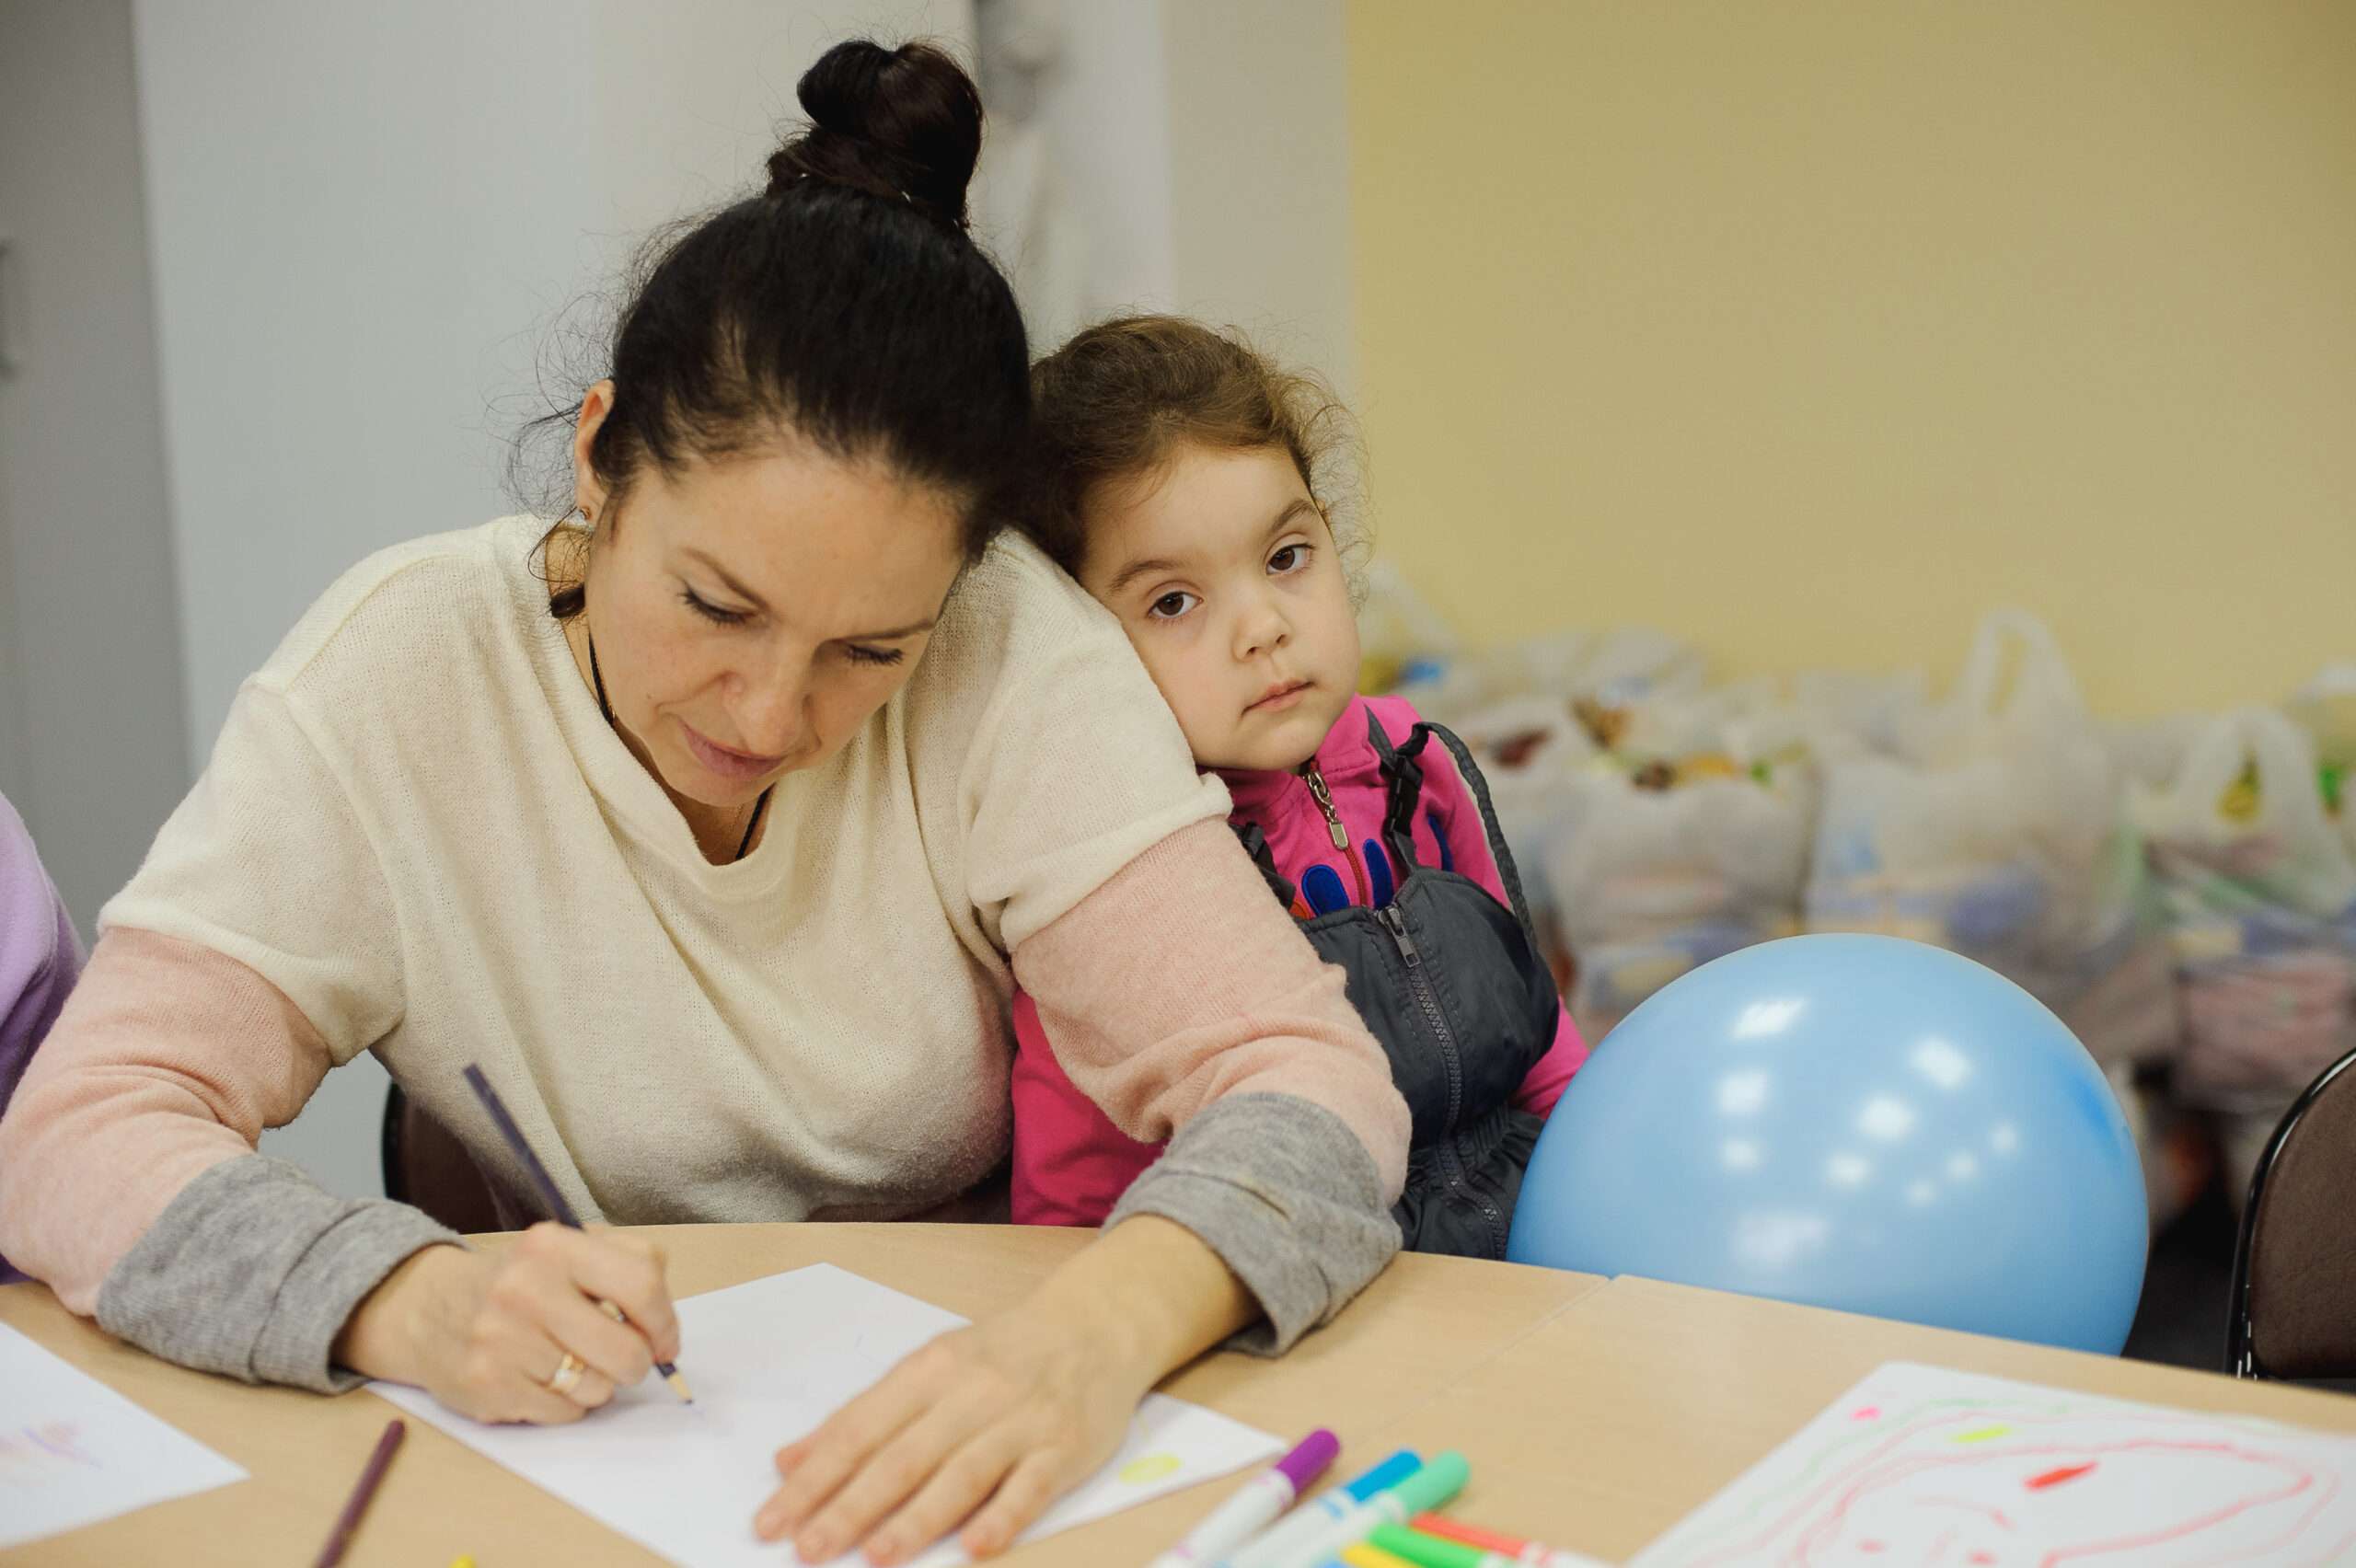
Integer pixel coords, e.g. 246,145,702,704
1344,2,2356,717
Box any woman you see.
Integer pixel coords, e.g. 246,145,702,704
0,40,1409,1566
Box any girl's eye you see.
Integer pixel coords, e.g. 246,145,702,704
843,644,905,668
1268,544,1311,575
1147,591,1200,621
681,588,750,627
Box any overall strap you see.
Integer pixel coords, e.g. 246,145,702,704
1364,706,1428,877
1416,721,1542,943
1230,821,1300,908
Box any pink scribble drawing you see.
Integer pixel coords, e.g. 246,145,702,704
1633,1364,2356,1568
0,1420,103,1480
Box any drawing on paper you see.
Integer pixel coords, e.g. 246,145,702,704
1632,1361,2356,1566
0,1324,248,1550
0,1421,103,1481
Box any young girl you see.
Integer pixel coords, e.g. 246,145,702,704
1009,317,1588,1257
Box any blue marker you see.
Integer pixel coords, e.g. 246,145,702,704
1219,1450,1421,1568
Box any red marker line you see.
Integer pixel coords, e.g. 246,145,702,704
2025,1461,2099,1491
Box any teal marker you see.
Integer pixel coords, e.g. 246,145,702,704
1228,1453,1470,1568
1217,1450,1420,1568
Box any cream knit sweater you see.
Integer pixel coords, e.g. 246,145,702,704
106,515,1242,1222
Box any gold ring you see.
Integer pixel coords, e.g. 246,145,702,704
546,1351,584,1396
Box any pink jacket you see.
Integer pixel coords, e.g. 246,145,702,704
1011,694,1588,1228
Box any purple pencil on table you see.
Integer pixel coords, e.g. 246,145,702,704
313,1417,403,1568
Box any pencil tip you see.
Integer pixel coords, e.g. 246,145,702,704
666,1370,695,1403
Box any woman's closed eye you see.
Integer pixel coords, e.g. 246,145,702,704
840,643,904,668
680,586,752,627
1145,590,1201,622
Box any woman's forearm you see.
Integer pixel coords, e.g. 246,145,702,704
1014,821,1412,1200
0,928,321,1310
1050,1215,1256,1376
1011,821,1412,1352
0,928,457,1389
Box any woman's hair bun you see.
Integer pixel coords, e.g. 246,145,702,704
765,40,983,230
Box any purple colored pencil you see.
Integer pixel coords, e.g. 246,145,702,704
463,1063,693,1402
313,1417,403,1568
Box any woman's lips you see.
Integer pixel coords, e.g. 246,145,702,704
681,722,785,782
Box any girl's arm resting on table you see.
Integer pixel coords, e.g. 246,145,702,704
0,928,458,1390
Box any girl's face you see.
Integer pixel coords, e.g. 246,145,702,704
1078,442,1360,774
570,381,964,814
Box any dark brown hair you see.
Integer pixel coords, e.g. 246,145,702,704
532,39,1027,618
1019,316,1363,585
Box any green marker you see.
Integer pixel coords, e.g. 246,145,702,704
1368,1523,1491,1568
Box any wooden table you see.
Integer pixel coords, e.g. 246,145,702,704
0,1224,1602,1565
7,1226,2353,1564
1384,1275,2356,1563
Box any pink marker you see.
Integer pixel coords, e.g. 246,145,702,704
1150,1428,1341,1568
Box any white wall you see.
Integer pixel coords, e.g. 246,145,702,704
974,0,1355,389
129,0,973,1197
118,0,1351,1201
1165,0,1356,398
135,0,975,762
0,0,191,935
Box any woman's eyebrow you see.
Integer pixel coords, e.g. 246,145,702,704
683,548,933,640
681,548,772,612
845,616,938,641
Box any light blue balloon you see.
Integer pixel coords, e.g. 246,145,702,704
1509,934,2148,1353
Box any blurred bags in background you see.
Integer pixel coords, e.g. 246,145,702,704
1357,575,2356,1228
1804,611,2176,1072
2131,708,2356,1106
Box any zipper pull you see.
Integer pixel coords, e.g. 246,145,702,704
1303,762,1348,849
1380,903,1422,963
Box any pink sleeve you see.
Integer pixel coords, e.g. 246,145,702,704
1513,1005,1590,1115
1011,818,1412,1205
1008,990,1161,1227
0,928,332,1314
1380,698,1588,1118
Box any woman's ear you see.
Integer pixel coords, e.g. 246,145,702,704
572,379,618,521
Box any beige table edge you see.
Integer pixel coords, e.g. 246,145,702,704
1,1223,1604,1566
15,1231,2353,1567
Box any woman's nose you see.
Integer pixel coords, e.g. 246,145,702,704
731,663,811,757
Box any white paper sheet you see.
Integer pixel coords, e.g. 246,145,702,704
1632,1360,2356,1566
0,1320,248,1549
373,1262,1281,1566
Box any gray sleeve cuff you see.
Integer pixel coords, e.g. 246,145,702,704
95,1154,463,1392
1105,1092,1402,1356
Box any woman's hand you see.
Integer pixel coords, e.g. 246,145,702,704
333,1223,681,1424
756,1301,1149,1563
754,1216,1256,1564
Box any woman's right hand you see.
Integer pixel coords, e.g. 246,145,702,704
333,1223,681,1424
